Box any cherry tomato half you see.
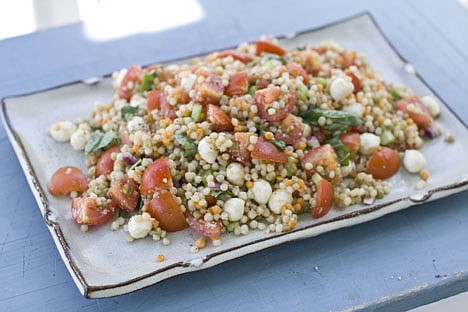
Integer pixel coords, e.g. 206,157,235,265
366,147,401,180
312,179,334,219
108,175,140,211
251,137,288,163
255,40,286,56
396,96,433,127
225,71,249,96
96,146,121,177
275,114,304,145
71,197,116,225
206,104,233,131
140,157,172,195
185,212,223,239
301,144,342,183
148,192,188,232
255,88,297,122
49,166,88,195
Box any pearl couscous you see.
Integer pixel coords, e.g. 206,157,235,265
47,38,448,249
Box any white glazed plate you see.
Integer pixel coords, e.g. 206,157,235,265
2,13,468,298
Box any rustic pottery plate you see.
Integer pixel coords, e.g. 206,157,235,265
2,13,468,298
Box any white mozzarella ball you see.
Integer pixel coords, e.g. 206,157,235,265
49,121,77,142
421,96,440,117
359,133,380,155
268,190,293,214
224,198,245,221
251,179,272,204
70,124,92,151
198,136,218,164
403,150,426,173
226,162,244,186
330,77,354,101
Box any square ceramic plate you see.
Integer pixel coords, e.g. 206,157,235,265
2,13,468,298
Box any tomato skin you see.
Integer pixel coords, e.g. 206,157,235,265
299,51,322,75
276,114,304,144
148,192,188,232
340,132,361,152
108,176,140,211
49,166,88,195
216,50,253,64
341,51,357,69
206,104,233,131
194,70,224,105
71,197,116,225
366,147,401,180
301,144,342,183
185,213,223,239
255,40,286,56
96,146,121,177
225,71,249,96
255,88,297,122
231,132,253,164
251,137,288,163
396,96,433,127
312,179,334,219
119,65,144,100
147,90,176,119
347,72,361,93
140,158,172,195
286,62,309,84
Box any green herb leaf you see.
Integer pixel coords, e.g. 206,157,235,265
226,221,239,232
119,197,144,218
121,106,139,122
390,89,402,101
84,133,103,154
210,190,223,198
315,78,329,88
97,131,118,150
326,136,350,166
296,45,307,51
300,108,362,136
191,103,203,122
175,133,197,158
140,72,156,92
248,85,257,96
380,130,395,145
271,139,286,151
261,52,287,65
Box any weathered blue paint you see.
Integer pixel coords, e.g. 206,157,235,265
0,0,467,311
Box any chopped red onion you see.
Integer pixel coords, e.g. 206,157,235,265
122,153,137,165
424,124,442,139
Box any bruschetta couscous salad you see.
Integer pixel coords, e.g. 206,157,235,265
47,37,449,252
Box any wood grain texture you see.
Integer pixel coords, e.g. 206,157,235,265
0,0,467,311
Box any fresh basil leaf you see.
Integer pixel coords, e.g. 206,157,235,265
175,133,197,158
97,131,118,150
119,196,144,218
209,190,223,198
90,125,103,131
121,106,139,122
300,108,362,135
248,85,257,96
326,136,350,166
271,139,286,151
296,45,307,51
140,72,156,92
85,133,103,154
390,89,402,101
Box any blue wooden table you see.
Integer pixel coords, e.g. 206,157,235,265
1,0,467,311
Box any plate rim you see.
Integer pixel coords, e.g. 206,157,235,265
2,11,468,298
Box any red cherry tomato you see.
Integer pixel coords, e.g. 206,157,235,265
301,144,342,183
255,40,286,56
225,71,249,96
312,179,334,219
185,212,223,239
340,132,361,152
366,147,401,180
275,114,304,144
255,88,297,122
251,137,288,163
119,65,144,100
206,104,233,131
216,50,253,64
341,51,357,69
140,158,172,195
49,166,88,195
96,146,121,177
286,62,309,84
147,90,176,119
230,132,253,164
194,70,224,105
299,51,322,75
107,176,140,211
148,192,188,232
347,72,361,93
71,197,116,225
396,96,433,127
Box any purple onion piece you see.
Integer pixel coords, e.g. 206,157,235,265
122,153,137,165
424,124,442,139
211,182,221,190
363,196,376,205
